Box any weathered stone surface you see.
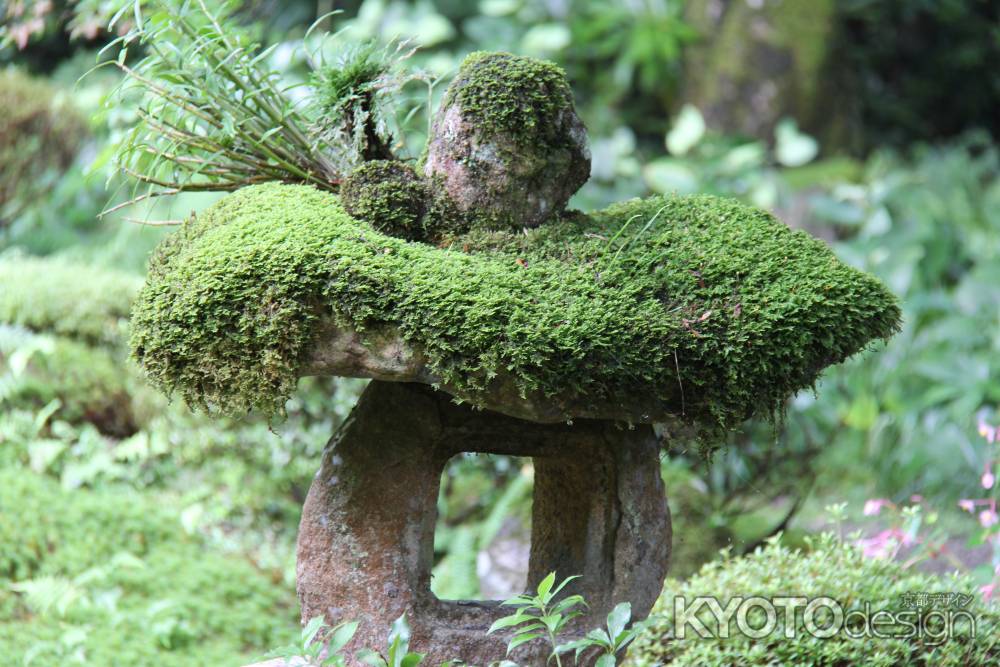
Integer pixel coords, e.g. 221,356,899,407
303,321,694,436
296,381,670,666
424,53,590,230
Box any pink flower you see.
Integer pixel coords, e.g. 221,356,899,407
979,418,997,444
959,499,977,513
857,528,904,560
979,509,998,528
980,583,996,602
983,469,996,490
864,499,892,516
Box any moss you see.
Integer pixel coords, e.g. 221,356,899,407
627,534,1000,666
130,183,899,437
341,161,471,240
0,254,141,345
341,160,430,241
0,470,295,666
444,51,575,147
0,333,139,437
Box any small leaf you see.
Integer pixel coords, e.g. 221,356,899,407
775,118,819,167
328,620,360,653
666,104,705,156
606,602,631,643
550,575,581,597
487,613,532,635
357,648,388,667
400,653,425,667
506,632,543,654
536,572,556,599
301,615,326,647
595,655,617,667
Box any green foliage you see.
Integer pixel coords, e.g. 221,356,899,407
357,614,426,667
266,615,360,667
800,136,1000,501
488,572,586,665
106,0,341,210
0,469,297,666
0,328,141,436
0,67,86,224
130,183,898,442
558,603,639,667
628,534,1000,666
444,51,575,148
0,253,140,345
310,41,419,165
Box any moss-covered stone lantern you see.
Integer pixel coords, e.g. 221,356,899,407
130,52,900,665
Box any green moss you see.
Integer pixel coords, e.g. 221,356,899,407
627,534,1000,666
0,332,139,437
130,183,899,436
341,161,470,240
444,51,575,146
341,160,430,241
0,254,141,345
0,470,295,666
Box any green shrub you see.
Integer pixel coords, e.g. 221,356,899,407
0,68,86,224
0,330,140,437
0,469,297,666
0,254,141,345
628,534,1000,666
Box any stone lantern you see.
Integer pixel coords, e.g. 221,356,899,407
130,52,899,666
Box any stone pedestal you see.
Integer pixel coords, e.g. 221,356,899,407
296,381,670,666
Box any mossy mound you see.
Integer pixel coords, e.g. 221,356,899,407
341,160,428,240
0,470,295,666
130,183,898,431
0,254,141,345
627,534,1000,666
0,331,140,437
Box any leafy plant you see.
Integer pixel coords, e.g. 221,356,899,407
356,614,425,667
556,602,639,667
265,615,360,667
309,40,428,168
103,0,342,214
487,572,586,666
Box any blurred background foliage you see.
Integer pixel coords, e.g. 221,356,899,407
1,0,999,664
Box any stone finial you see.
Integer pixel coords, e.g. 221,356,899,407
424,52,591,230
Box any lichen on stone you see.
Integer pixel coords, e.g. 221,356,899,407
130,183,900,436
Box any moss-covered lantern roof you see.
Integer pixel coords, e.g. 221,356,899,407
130,182,899,435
